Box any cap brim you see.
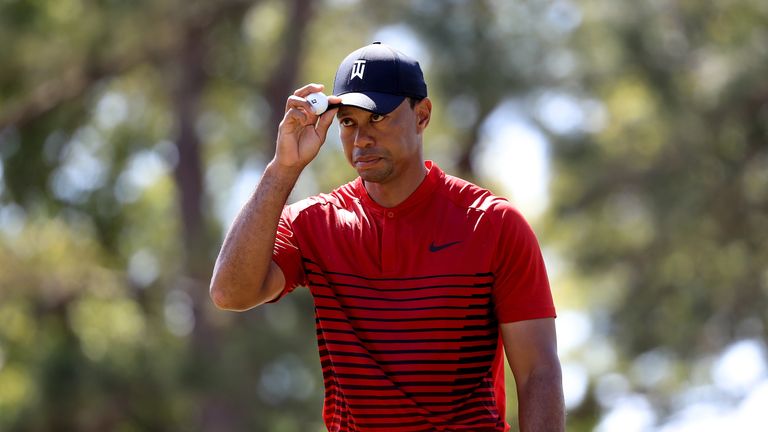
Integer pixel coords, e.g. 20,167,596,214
336,92,405,115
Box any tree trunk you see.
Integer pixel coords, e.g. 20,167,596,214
172,24,208,278
263,0,316,158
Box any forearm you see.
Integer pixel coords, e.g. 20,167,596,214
517,365,565,432
210,83,338,310
210,161,301,310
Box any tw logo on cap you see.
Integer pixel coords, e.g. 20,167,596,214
351,60,366,80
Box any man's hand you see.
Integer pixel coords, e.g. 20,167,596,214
275,83,341,171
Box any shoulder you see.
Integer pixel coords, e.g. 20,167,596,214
282,180,358,221
438,172,518,215
436,171,535,237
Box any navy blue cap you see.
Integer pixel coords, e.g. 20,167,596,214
332,42,427,115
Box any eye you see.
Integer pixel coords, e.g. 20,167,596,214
370,114,385,123
339,118,354,127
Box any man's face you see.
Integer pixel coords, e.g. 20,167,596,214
336,99,429,184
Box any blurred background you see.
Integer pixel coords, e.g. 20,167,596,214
1,0,767,430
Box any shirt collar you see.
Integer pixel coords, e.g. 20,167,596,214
353,160,443,215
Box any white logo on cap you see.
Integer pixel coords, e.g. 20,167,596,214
351,60,366,80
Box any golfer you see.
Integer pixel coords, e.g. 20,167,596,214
210,42,565,432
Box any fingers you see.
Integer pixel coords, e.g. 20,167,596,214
282,83,342,134
274,84,338,168
293,83,325,98
287,83,343,114
327,95,342,108
284,95,315,120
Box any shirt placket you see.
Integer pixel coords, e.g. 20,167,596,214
380,209,397,274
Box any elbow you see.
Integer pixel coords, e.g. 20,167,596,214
209,278,232,310
209,273,253,312
209,259,281,311
209,283,229,310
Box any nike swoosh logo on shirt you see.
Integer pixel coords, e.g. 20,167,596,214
429,241,462,252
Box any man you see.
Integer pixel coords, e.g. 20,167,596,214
210,42,564,431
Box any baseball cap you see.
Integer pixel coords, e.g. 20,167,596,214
332,42,427,115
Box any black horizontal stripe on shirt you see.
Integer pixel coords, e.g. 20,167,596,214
324,379,490,392
320,361,380,371
325,419,432,432
324,392,418,401
345,412,431,420
342,398,497,410
321,363,491,378
309,279,492,294
346,404,498,423
315,303,490,313
324,367,491,383
326,387,497,399
318,321,493,332
313,291,491,303
319,350,372,361
317,329,497,344
343,388,493,398
318,323,492,333
319,314,490,323
344,406,499,423
302,258,493,281
320,353,495,367
314,307,491,322
322,370,492,384
327,372,489,385
347,418,432,429
319,342,497,356
328,381,483,391
450,409,501,424
320,360,491,378
325,388,497,402
313,295,491,310
393,366,492,376
319,314,489,323
307,275,493,292
344,399,494,413
341,403,416,411
323,366,492,377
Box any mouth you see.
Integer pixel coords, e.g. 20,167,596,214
353,155,383,169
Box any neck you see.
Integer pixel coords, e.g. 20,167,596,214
364,161,428,208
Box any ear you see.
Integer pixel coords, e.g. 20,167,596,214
414,97,432,134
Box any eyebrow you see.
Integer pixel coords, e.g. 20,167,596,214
336,107,369,119
336,109,349,118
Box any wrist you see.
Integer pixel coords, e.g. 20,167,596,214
265,159,303,184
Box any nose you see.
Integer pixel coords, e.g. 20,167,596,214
353,124,374,148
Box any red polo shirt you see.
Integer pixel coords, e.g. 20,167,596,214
272,161,555,431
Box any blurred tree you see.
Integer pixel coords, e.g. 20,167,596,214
0,0,326,430
538,0,768,427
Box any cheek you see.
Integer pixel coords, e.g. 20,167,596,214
339,131,354,160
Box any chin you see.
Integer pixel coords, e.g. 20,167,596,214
358,167,393,183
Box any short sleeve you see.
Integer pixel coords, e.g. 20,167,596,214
491,203,556,323
270,206,308,302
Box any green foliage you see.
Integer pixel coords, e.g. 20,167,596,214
541,0,768,426
547,0,768,357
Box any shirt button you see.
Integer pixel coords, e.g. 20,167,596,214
387,211,395,218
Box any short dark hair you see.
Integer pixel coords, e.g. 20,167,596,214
408,97,424,109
